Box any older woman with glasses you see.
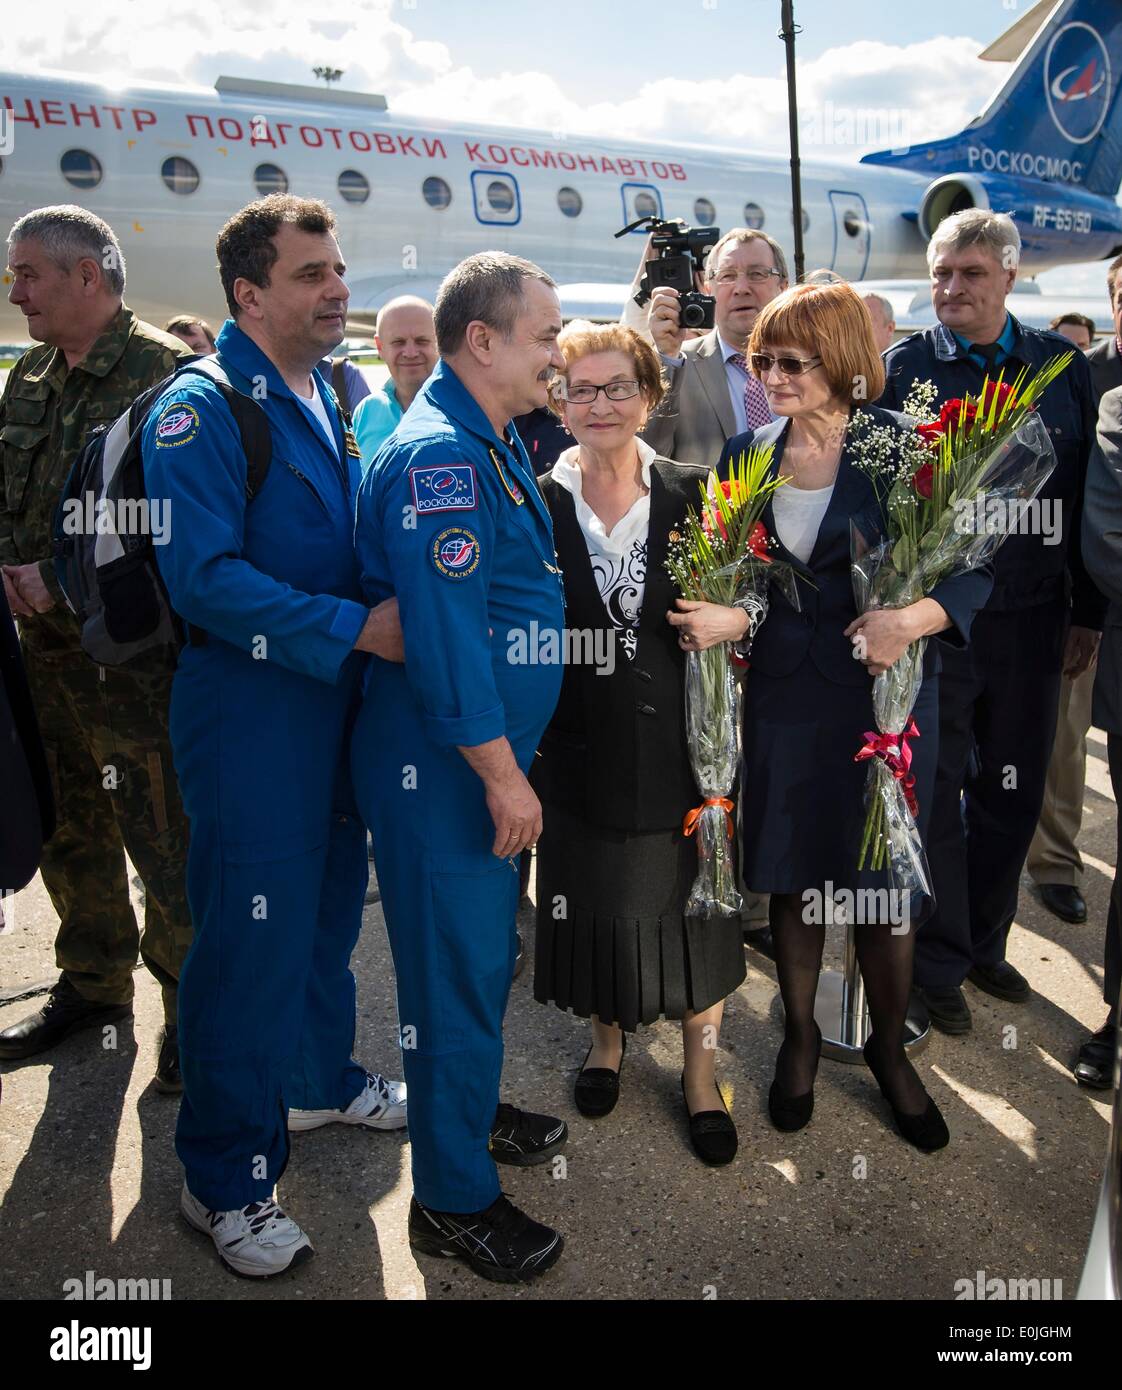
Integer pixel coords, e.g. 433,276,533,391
531,321,750,1165
695,282,993,1151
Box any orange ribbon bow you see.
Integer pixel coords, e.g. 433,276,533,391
683,797,736,839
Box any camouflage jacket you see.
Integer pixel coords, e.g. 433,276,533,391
0,306,189,649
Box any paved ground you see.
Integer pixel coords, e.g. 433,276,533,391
1,735,1116,1302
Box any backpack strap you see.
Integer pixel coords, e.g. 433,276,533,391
170,355,273,500
330,357,353,424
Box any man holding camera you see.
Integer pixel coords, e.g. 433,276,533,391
643,227,788,468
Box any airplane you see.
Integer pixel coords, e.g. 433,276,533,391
2,0,1122,342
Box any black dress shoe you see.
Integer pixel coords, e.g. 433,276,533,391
1038,883,1087,924
768,1022,821,1132
489,1103,567,1166
916,985,972,1035
154,1024,183,1094
743,925,775,961
967,960,1030,1003
1073,1022,1118,1091
681,1074,738,1166
574,1034,626,1117
863,1036,949,1152
0,977,132,1060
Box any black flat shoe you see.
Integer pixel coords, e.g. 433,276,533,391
915,984,972,1035
681,1074,738,1166
768,1022,821,1132
863,1036,949,1152
574,1035,626,1117
967,960,1030,1003
1038,883,1087,924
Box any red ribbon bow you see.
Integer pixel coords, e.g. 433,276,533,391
854,718,921,818
683,797,736,839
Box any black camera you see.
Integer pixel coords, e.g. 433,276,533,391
616,215,720,332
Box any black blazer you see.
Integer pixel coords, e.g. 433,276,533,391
0,592,54,890
532,457,708,833
716,408,993,686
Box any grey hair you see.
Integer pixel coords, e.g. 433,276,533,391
861,291,894,321
8,204,126,295
434,252,555,356
704,227,789,285
927,208,1020,273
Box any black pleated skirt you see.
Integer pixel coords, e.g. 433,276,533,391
533,800,746,1032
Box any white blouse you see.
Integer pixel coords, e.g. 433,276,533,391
550,440,656,662
771,481,834,564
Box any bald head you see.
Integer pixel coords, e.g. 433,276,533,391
861,292,895,354
375,295,437,402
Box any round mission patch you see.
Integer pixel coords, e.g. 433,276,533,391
431,526,481,580
154,401,201,448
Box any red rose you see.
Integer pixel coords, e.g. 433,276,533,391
912,460,934,498
702,480,734,541
747,519,772,563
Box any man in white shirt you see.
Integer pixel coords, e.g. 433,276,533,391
642,228,789,469
351,296,437,463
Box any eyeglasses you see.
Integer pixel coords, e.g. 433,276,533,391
713,268,783,286
556,379,641,403
750,353,822,377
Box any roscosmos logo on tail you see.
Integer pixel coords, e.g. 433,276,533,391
1045,21,1112,144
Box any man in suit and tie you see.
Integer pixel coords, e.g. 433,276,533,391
643,226,789,957
1077,384,1122,1089
1086,254,1122,400
642,228,788,469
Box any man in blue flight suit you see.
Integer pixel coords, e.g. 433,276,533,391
142,195,406,1278
353,252,569,1284
879,209,1104,1036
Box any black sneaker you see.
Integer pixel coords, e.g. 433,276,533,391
0,976,132,1060
154,1024,183,1094
489,1103,567,1166
408,1194,563,1284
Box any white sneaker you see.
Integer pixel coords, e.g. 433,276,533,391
180,1183,314,1278
287,1070,408,1133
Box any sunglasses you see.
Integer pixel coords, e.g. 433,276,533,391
750,353,822,376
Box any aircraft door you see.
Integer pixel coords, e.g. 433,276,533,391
828,191,871,280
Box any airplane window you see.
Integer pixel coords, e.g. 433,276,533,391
743,202,765,229
161,156,200,196
338,169,370,205
790,206,810,232
694,198,716,226
486,180,515,213
634,191,658,218
423,176,452,210
843,210,863,237
557,187,582,218
254,163,288,196
60,149,103,190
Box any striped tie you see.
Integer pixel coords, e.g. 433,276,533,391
730,353,774,431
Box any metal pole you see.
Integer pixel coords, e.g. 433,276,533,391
816,915,931,1063
779,0,806,284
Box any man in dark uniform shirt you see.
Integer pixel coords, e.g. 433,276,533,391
878,209,1103,1035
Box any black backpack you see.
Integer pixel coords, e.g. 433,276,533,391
52,356,271,665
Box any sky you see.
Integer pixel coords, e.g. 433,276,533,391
0,0,1110,296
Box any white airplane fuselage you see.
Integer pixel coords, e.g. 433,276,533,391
0,72,934,339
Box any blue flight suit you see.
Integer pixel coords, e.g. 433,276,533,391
352,359,564,1214
142,321,371,1212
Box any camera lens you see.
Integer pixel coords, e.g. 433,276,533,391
681,300,706,329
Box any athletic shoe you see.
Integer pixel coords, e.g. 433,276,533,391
180,1184,314,1278
408,1193,563,1284
288,1069,407,1132
489,1103,567,1166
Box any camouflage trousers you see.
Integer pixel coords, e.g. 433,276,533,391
21,637,192,1023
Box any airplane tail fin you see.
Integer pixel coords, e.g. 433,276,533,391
862,0,1122,198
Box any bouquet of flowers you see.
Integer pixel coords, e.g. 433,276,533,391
848,355,1072,896
665,445,798,916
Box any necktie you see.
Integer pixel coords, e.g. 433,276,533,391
972,342,1002,378
730,353,773,431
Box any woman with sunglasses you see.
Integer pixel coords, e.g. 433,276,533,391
694,282,992,1151
531,321,748,1165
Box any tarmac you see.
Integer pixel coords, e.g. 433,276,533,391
0,738,1117,1303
